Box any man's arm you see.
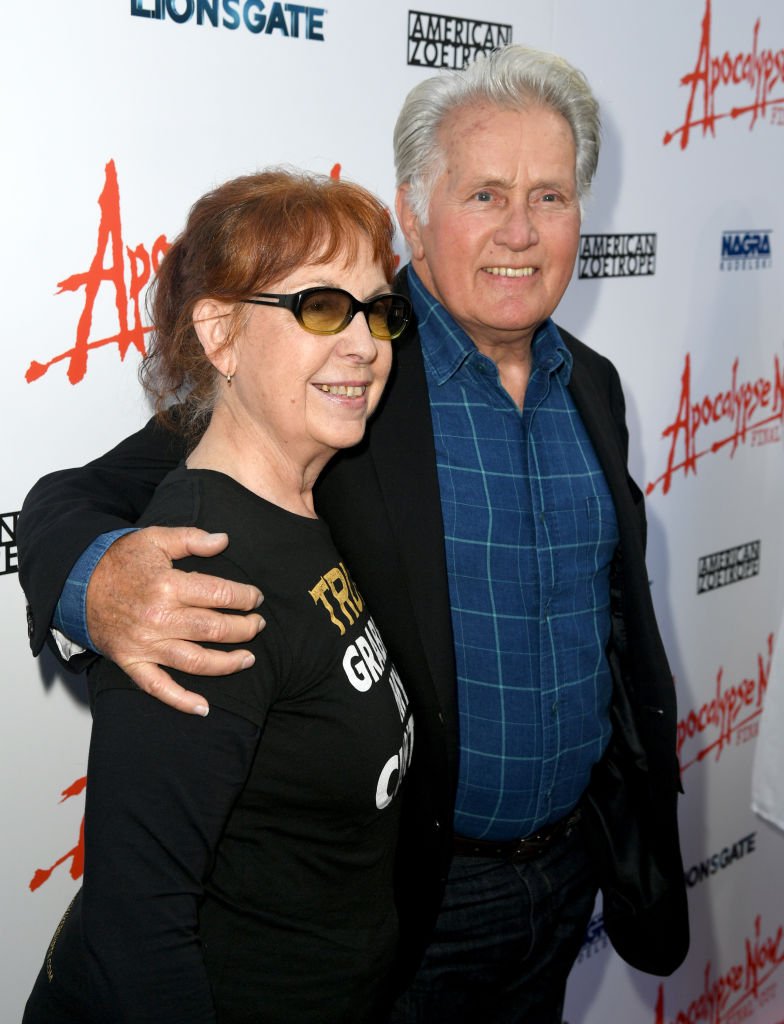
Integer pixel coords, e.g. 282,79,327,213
18,414,183,657
18,414,264,715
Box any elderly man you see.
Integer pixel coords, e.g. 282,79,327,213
20,45,687,1024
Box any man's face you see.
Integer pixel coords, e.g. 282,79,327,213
397,102,581,357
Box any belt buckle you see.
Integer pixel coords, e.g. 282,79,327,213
508,833,546,862
507,808,580,863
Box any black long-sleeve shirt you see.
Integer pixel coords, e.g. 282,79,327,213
24,468,413,1023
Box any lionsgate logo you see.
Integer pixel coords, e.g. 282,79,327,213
0,511,19,576
697,540,760,594
407,11,512,69
720,230,772,271
683,831,757,890
577,234,656,279
130,0,327,39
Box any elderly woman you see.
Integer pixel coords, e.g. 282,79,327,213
24,169,414,1024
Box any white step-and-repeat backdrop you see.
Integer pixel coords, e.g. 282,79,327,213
2,1,783,1021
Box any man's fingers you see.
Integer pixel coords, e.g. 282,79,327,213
86,526,263,689
123,660,211,717
151,639,257,678
142,601,265,645
146,528,264,609
169,568,264,612
122,643,260,714
145,525,230,561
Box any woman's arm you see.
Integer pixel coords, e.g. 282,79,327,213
82,685,260,1022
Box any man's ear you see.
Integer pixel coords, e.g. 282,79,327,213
395,185,426,261
192,299,235,377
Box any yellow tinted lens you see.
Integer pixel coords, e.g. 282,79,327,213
299,289,351,333
366,298,391,339
368,296,408,340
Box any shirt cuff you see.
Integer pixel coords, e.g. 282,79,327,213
52,528,138,656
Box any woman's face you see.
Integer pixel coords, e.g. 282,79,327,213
230,236,394,463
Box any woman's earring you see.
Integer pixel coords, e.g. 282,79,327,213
226,372,233,387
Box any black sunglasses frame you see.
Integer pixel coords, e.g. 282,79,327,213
243,287,411,341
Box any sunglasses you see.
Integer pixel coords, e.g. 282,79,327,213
244,287,411,341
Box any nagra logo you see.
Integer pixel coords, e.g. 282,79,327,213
720,230,772,271
663,0,784,150
309,561,414,810
576,911,610,965
29,778,85,892
645,353,784,496
25,159,169,385
677,632,772,773
654,915,783,1024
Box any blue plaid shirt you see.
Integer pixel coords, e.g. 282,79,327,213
409,268,618,841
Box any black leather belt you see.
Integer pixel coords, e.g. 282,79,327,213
453,808,581,863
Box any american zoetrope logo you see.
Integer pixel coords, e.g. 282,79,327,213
407,11,511,69
697,541,761,594
0,511,19,576
578,234,656,279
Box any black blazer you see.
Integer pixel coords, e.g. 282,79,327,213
19,267,688,982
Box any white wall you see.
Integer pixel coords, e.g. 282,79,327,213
2,1,783,1020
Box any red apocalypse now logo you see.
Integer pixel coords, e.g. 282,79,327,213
26,160,169,386
646,352,783,496
25,161,359,386
654,914,783,1024
677,632,773,773
663,0,784,149
29,777,85,892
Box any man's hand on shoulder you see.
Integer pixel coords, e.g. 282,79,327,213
86,527,264,716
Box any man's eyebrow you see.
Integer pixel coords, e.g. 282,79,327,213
460,175,575,192
531,177,578,193
465,176,513,189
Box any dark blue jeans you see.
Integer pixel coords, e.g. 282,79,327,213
388,819,597,1024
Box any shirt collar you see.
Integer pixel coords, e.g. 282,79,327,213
408,264,573,387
